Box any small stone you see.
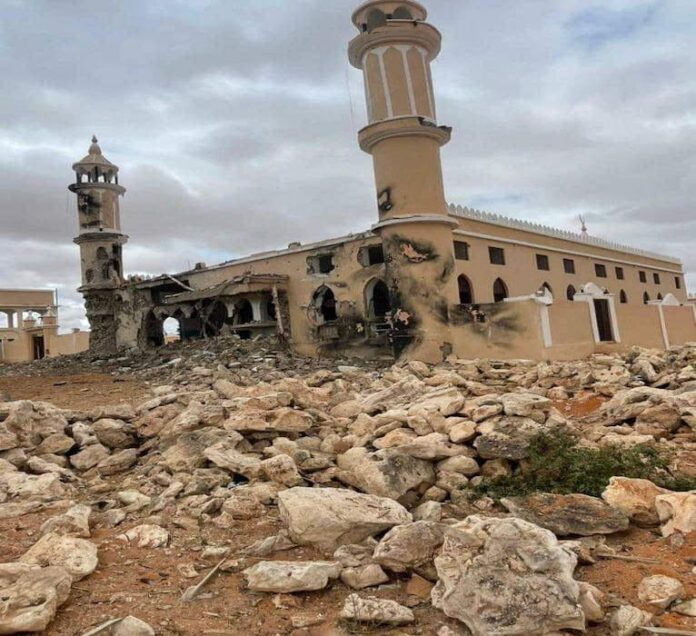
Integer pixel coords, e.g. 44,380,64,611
339,594,415,626
113,616,155,636
637,574,685,609
243,560,341,593
120,524,170,548
610,605,652,636
340,564,389,590
405,572,433,600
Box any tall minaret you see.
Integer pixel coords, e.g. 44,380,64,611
349,0,458,362
69,136,128,354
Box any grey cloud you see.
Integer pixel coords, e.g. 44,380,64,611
1,0,694,332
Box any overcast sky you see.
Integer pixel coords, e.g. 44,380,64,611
1,0,694,331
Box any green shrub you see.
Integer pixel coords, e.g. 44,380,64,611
471,431,696,499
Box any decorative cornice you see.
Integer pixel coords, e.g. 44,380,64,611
449,204,682,265
349,22,441,68
372,214,459,232
358,116,451,152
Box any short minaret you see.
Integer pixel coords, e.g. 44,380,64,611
349,0,458,361
69,136,128,353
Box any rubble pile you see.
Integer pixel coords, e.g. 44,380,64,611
1,342,695,634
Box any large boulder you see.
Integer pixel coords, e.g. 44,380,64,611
0,472,69,502
20,533,98,581
278,487,411,553
473,417,550,460
500,393,551,417
0,565,72,634
39,504,91,538
92,419,137,449
243,561,341,593
431,516,585,635
336,448,434,499
501,493,630,536
601,477,669,526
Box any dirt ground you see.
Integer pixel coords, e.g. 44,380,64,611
0,373,149,411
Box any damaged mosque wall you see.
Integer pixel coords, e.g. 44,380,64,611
68,0,696,364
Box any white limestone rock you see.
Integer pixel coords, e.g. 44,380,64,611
431,516,585,635
655,491,696,537
339,594,415,626
0,471,69,502
70,443,110,471
500,392,551,417
601,477,670,527
120,524,170,548
340,564,389,589
112,616,156,636
39,504,91,538
610,605,652,636
336,447,435,499
259,454,304,486
0,565,72,634
20,533,98,581
373,521,445,573
637,574,685,609
278,487,411,553
243,560,341,593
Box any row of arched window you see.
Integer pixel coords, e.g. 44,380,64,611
457,276,661,306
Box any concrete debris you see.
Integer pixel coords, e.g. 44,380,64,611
1,338,696,632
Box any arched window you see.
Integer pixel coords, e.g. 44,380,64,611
566,285,577,301
366,279,391,319
540,282,553,295
234,299,254,325
458,275,474,305
366,9,387,32
313,286,338,322
657,293,663,301
392,6,413,19
620,290,628,304
493,278,508,303
643,292,650,305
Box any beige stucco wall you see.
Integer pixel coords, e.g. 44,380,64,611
615,304,665,349
47,331,90,358
449,300,546,360
663,306,696,347
547,302,597,359
452,216,686,306
136,234,389,357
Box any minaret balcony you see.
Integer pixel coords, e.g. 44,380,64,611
358,115,451,152
349,21,441,68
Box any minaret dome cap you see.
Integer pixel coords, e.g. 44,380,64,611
72,135,119,173
352,0,428,28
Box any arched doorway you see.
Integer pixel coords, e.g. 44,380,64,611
365,279,391,319
643,292,650,305
143,311,164,348
458,275,474,305
620,290,628,304
540,282,553,295
493,278,508,303
163,317,180,343
313,286,338,323
234,299,254,325
204,301,228,337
